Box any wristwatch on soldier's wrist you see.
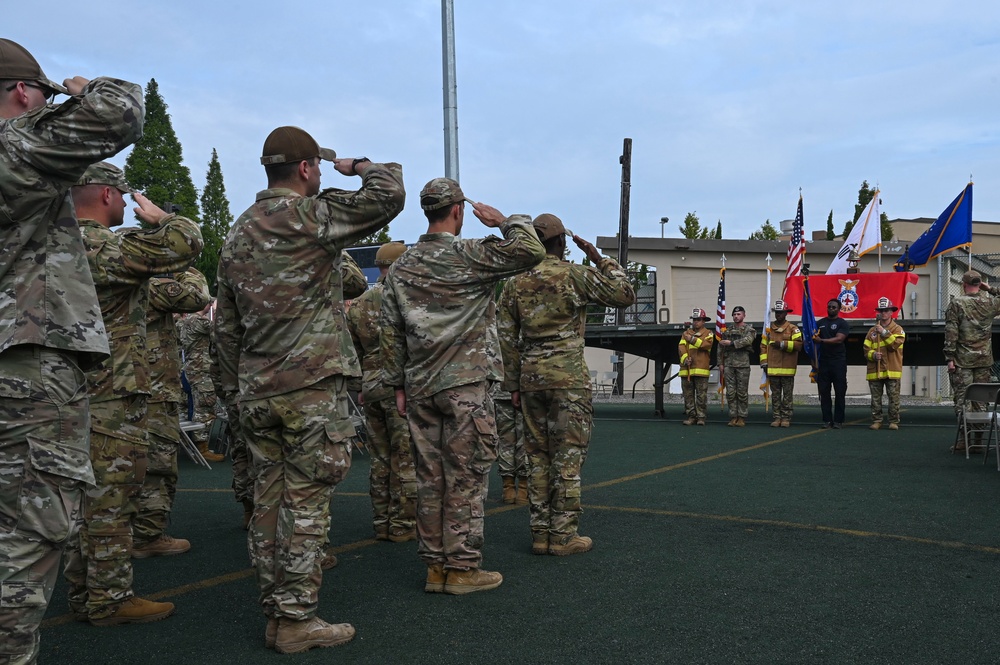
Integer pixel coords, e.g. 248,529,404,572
351,157,371,175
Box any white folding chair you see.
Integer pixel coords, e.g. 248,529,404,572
954,383,1000,460
597,371,618,396
589,370,599,391
179,420,211,469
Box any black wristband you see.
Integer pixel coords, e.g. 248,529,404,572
352,157,371,175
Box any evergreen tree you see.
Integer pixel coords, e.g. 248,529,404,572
197,149,233,294
124,79,200,226
357,226,392,246
748,219,779,240
679,212,709,239
714,220,722,239
826,209,835,240
845,180,892,240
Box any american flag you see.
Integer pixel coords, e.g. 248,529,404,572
715,267,726,340
784,194,805,294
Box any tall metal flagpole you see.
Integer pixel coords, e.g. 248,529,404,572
441,0,460,182
614,138,632,396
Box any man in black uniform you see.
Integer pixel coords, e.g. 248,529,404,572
814,299,851,428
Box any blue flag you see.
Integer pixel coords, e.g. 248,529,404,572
801,275,819,379
895,183,973,271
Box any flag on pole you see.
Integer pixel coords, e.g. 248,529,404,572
782,194,805,298
800,274,820,382
716,267,727,407
828,192,881,274
894,183,973,271
760,258,772,412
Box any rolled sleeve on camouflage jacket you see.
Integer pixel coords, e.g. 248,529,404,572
379,214,546,399
498,254,636,392
1,76,145,368
216,162,405,401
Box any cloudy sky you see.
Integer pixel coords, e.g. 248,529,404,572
11,1,1000,255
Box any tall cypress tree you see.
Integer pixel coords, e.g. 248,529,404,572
124,78,200,226
197,149,233,293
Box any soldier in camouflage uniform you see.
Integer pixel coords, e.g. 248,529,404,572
0,40,143,663
177,301,225,463
132,268,211,557
760,300,802,427
346,242,417,542
498,215,635,556
381,178,544,594
717,305,757,427
216,126,404,653
61,163,202,626
679,309,715,425
492,384,527,504
944,270,1000,451
864,297,905,430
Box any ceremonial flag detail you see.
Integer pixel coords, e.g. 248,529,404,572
783,195,805,297
828,192,881,274
894,183,973,271
784,272,918,319
800,275,819,383
716,267,726,405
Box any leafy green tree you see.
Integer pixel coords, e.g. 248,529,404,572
197,149,233,294
748,219,779,240
124,79,200,226
826,210,835,240
714,220,722,239
845,180,892,240
357,226,392,246
679,212,709,239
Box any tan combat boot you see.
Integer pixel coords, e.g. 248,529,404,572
90,597,175,626
770,419,781,428
274,617,355,654
501,477,516,504
735,417,746,427
682,418,695,426
696,419,706,426
132,535,191,558
869,422,882,430
514,480,528,506
388,529,417,543
727,418,736,427
443,568,503,595
425,563,446,593
265,617,278,649
198,442,224,463
780,420,790,428
531,533,549,555
888,423,899,430
320,547,338,570
549,535,594,557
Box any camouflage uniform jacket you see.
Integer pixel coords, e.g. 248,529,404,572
79,215,203,403
215,163,405,400
380,215,546,400
864,319,905,380
0,77,144,368
498,254,635,392
342,250,368,300
178,309,213,383
943,289,1000,368
717,322,757,368
147,268,211,404
678,327,714,378
346,275,392,403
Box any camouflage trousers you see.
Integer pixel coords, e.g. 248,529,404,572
494,398,527,479
951,366,992,416
226,400,253,505
724,366,751,419
365,397,416,537
63,396,148,620
242,375,353,621
869,379,901,424
521,388,593,544
188,378,216,445
132,401,180,547
0,346,91,664
681,376,709,421
406,381,497,571
770,375,795,422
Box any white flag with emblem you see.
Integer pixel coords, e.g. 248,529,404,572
827,192,881,274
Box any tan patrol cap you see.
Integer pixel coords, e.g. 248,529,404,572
0,39,68,96
75,161,131,193
260,126,336,166
419,178,467,211
962,270,982,285
532,213,570,242
374,242,407,267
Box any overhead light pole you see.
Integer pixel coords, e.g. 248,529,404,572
660,216,669,239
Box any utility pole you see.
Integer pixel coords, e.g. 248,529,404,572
441,0,460,182
614,138,632,396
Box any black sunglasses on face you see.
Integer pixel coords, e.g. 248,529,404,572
5,81,56,103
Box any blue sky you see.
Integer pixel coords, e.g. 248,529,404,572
11,2,1000,254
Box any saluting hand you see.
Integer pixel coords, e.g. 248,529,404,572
471,201,505,228
132,192,168,226
572,235,603,264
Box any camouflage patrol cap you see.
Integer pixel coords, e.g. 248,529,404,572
260,126,336,166
374,241,407,267
875,297,898,312
532,213,569,242
419,178,467,211
75,161,131,193
0,39,68,96
962,270,982,285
